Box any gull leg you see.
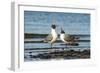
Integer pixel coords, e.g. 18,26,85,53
69,42,72,49
51,43,53,48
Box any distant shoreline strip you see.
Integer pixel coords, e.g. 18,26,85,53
24,33,90,38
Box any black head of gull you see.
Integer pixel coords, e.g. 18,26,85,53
51,25,56,29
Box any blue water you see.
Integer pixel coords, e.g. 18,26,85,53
24,11,90,34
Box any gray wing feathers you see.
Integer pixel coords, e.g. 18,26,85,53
44,34,53,42
64,34,75,42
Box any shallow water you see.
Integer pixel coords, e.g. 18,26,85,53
24,35,90,61
24,35,90,49
24,42,90,49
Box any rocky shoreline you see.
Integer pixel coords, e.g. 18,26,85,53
26,49,90,60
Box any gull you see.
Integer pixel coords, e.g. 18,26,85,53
44,25,57,48
60,28,79,46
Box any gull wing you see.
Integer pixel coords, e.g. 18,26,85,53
64,34,75,42
44,34,53,42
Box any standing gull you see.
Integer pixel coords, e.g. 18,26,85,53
60,28,79,46
44,25,57,48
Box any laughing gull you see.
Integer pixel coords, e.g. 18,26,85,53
44,25,57,48
60,28,79,46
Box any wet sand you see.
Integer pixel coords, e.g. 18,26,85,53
25,49,90,61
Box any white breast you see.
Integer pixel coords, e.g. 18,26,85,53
49,29,57,43
60,34,67,43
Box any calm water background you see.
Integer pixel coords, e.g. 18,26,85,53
24,11,90,34
24,11,90,61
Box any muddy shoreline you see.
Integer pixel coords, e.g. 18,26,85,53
25,49,90,60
